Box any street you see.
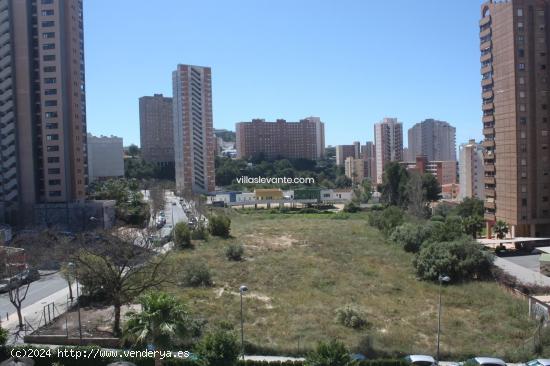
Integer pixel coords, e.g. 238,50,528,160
160,192,188,237
0,272,67,318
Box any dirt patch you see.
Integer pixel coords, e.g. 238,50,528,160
242,234,299,251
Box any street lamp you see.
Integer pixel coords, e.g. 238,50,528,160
68,262,83,343
436,275,450,365
239,285,248,361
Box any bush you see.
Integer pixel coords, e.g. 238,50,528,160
196,326,240,366
0,326,7,346
306,339,353,366
225,243,244,261
343,202,360,213
192,222,209,241
368,206,404,235
335,305,368,329
209,215,232,238
389,223,430,253
413,237,494,282
174,222,192,249
181,261,213,287
424,216,467,244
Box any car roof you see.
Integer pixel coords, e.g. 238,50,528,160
475,357,506,366
533,360,550,366
408,355,435,363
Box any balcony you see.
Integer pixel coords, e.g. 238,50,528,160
483,140,495,148
483,115,494,123
480,52,492,63
481,77,493,87
481,64,493,76
480,16,491,27
483,127,495,135
484,177,496,185
485,188,496,197
480,27,492,38
485,164,495,173
485,201,496,210
482,90,493,100
485,212,496,221
480,40,492,51
482,102,494,111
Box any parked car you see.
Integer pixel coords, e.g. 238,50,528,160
0,276,21,293
405,355,436,366
455,357,507,366
16,268,40,284
526,360,550,366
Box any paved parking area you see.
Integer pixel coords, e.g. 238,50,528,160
504,253,541,272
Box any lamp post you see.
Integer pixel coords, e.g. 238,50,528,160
68,262,83,343
239,285,248,361
436,275,450,365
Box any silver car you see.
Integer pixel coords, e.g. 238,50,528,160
405,355,436,366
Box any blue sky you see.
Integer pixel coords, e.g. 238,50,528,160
84,0,483,147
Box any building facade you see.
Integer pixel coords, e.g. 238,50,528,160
480,0,550,236
344,157,370,184
336,143,360,166
172,64,215,194
0,0,87,223
236,117,325,160
407,119,457,161
459,139,485,201
139,94,174,166
401,156,458,186
374,118,403,184
87,134,124,182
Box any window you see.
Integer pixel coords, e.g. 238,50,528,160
522,171,527,178
522,185,527,193
518,8,523,16
44,77,56,84
544,104,548,110
520,104,526,111
43,54,55,61
522,198,528,206
43,66,56,72
42,32,54,38
41,0,54,3
47,168,60,174
519,49,525,57
46,145,59,152
520,91,526,98
47,156,59,163
42,43,55,50
44,100,57,107
519,35,525,42
41,21,55,27
45,111,57,118
45,88,56,95
519,63,526,70
49,191,62,197
519,76,525,84
521,131,527,138
543,130,549,136
521,159,527,166
41,9,54,16
518,22,524,32
538,10,546,17
45,122,58,129
46,134,58,141
48,179,61,186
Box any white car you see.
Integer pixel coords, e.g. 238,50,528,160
405,355,436,366
456,357,507,366
526,360,550,366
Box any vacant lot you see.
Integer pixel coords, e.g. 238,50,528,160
170,211,538,358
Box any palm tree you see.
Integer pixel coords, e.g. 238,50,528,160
123,292,194,366
493,220,509,240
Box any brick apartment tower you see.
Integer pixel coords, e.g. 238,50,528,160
0,0,87,223
172,64,215,195
235,118,325,160
481,0,550,237
139,94,174,166
374,118,403,184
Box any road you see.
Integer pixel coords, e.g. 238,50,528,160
504,253,541,272
0,272,67,318
160,193,188,237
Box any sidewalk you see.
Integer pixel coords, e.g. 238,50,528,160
1,283,76,344
494,257,550,286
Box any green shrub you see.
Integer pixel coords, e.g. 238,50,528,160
174,222,192,249
368,206,404,235
209,215,232,238
335,304,368,329
0,326,7,346
343,202,360,213
225,243,244,261
192,222,209,240
389,223,430,253
306,339,353,366
181,260,213,287
413,237,494,282
196,326,240,366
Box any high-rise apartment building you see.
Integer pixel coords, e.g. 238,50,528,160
480,0,550,236
459,139,485,201
374,118,403,184
172,64,215,195
0,0,87,222
345,157,370,185
87,134,124,182
335,142,360,166
407,119,457,162
236,117,325,160
361,141,376,182
139,94,174,166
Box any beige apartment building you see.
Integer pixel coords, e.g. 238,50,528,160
481,0,550,237
335,142,360,166
374,118,403,184
173,64,215,195
344,157,371,185
139,94,174,166
236,117,325,160
0,0,87,223
408,119,457,161
459,139,485,201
